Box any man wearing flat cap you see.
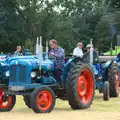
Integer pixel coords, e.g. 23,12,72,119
83,44,101,77
83,44,100,63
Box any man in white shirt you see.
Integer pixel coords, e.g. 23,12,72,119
73,42,83,57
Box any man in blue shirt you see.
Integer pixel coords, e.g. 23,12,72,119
49,39,65,85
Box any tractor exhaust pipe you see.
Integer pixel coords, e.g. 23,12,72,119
46,41,49,58
36,37,39,55
38,36,43,70
90,39,93,65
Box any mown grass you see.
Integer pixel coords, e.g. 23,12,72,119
14,90,120,113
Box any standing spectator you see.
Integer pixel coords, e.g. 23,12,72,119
49,39,65,85
14,46,22,56
73,42,83,57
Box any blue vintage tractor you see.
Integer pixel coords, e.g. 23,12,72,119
92,60,119,101
0,56,37,85
115,53,120,86
87,40,119,101
0,54,11,84
0,50,33,84
0,38,95,113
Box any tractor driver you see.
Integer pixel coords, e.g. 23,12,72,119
83,44,101,76
49,39,65,85
14,46,22,56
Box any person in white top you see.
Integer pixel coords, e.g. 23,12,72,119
73,42,83,57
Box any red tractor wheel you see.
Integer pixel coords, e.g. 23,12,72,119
0,89,16,112
77,69,94,104
116,71,119,94
30,87,56,113
108,62,119,97
66,62,95,109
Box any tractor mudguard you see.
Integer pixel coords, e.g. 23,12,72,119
63,57,85,81
71,57,85,63
63,58,73,82
103,60,113,81
103,60,112,69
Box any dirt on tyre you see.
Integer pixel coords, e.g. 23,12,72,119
0,89,16,112
30,87,56,113
23,95,31,108
108,61,119,97
103,81,109,101
66,61,95,109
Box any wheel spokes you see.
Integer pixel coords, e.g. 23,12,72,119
77,69,94,104
0,89,13,109
116,72,119,92
37,93,49,108
78,76,88,96
0,90,3,107
1,96,12,108
0,97,2,106
81,96,86,103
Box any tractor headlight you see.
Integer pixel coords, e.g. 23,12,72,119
94,70,98,75
31,72,36,78
5,71,10,77
93,67,98,75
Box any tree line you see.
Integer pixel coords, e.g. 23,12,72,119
0,0,120,53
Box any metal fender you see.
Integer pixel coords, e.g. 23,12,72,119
103,60,113,81
103,60,112,70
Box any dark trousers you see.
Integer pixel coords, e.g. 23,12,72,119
54,69,63,84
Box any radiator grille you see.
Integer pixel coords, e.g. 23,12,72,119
10,65,27,82
10,65,17,82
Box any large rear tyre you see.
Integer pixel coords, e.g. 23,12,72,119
0,89,16,112
108,61,119,97
66,62,95,109
23,95,31,108
30,87,56,113
103,81,109,101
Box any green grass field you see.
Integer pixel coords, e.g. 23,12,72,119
1,91,120,120
13,91,120,112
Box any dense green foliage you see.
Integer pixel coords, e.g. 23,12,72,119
0,0,120,53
